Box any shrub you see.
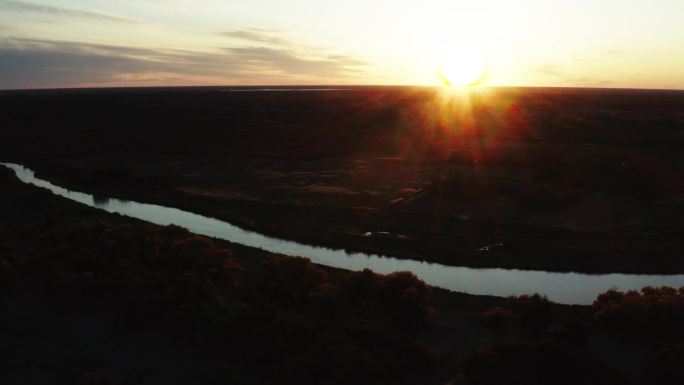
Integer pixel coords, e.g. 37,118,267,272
342,269,435,327
593,286,684,340
255,256,328,304
482,294,552,333
506,294,552,332
379,271,434,326
169,235,231,271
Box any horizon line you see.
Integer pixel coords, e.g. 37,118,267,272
1,84,683,93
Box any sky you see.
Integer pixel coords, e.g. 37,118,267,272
1,0,683,89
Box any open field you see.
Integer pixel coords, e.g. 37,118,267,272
1,86,683,273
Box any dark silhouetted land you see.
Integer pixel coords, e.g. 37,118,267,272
1,86,683,384
1,86,683,272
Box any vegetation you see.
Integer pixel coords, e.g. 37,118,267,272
594,287,684,340
482,294,552,333
28,222,435,384
594,287,684,384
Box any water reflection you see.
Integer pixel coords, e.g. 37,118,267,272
3,162,684,305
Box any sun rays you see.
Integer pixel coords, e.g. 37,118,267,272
436,52,489,87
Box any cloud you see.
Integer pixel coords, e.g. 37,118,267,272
226,46,365,77
0,38,163,88
0,0,142,23
221,28,295,47
0,37,367,89
218,28,365,78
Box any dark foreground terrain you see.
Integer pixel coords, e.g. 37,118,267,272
1,86,683,273
4,162,683,385
1,86,684,384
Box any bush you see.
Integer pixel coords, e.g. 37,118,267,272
378,271,435,326
255,256,328,304
593,287,684,340
506,294,552,332
342,269,435,327
482,294,552,333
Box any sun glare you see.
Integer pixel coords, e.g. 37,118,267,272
437,54,487,87
425,38,490,88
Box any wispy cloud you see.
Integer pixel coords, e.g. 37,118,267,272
0,0,142,24
221,28,295,47
0,37,367,89
219,28,365,78
226,46,365,77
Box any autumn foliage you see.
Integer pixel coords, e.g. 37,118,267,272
593,286,684,339
482,294,552,333
30,222,435,384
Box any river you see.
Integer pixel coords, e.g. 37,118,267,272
3,162,683,305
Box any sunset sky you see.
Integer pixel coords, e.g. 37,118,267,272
1,0,683,89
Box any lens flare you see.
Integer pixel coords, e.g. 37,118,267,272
434,44,489,87
437,55,488,87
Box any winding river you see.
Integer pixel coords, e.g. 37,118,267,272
4,162,683,305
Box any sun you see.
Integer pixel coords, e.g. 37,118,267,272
436,51,488,87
